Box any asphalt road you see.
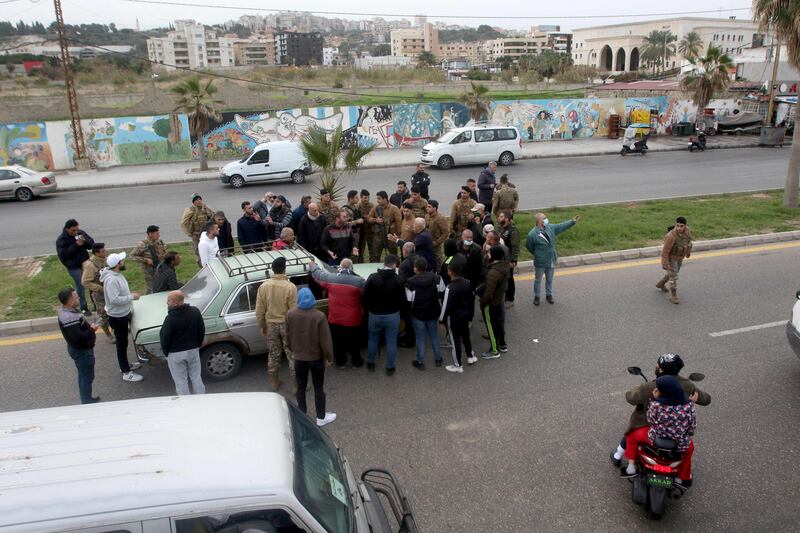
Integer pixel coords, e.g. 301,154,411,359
0,146,791,258
1,242,799,531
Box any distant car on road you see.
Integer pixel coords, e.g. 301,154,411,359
219,140,312,188
420,126,521,170
0,165,57,201
788,289,800,359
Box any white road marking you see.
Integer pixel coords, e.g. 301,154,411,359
709,320,786,337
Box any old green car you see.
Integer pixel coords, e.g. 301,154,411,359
131,246,380,381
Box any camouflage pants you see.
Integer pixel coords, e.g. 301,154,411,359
667,259,683,290
191,233,201,264
90,291,109,329
267,322,294,377
368,235,397,263
142,267,155,295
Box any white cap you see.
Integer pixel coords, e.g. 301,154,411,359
472,203,485,212
107,251,126,268
483,224,494,234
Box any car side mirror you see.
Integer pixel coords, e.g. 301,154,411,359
627,366,643,376
796,289,800,300
688,372,705,382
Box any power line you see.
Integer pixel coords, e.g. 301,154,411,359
120,0,752,21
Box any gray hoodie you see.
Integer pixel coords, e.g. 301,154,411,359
100,267,134,318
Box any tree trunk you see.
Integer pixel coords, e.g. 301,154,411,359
198,131,208,171
783,124,800,208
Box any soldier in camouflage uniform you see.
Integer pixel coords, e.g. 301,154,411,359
181,193,215,263
358,189,373,263
318,189,340,226
450,186,477,238
81,243,113,342
129,225,168,294
366,191,401,262
425,200,450,268
492,174,519,218
407,186,429,218
343,190,365,262
658,217,693,304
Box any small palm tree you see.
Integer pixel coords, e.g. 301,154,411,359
753,0,800,208
681,45,733,109
678,31,704,64
642,30,677,73
299,125,376,202
458,82,491,123
172,77,223,171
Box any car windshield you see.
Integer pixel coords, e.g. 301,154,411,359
290,404,351,533
238,150,253,163
181,267,220,312
435,131,458,143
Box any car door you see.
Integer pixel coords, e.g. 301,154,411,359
449,131,476,164
223,281,267,354
474,129,497,162
244,149,271,182
0,169,19,198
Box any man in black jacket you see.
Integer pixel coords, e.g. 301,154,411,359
460,229,484,292
497,210,521,306
57,287,99,404
151,252,182,293
389,217,436,272
321,209,357,265
363,254,405,375
160,290,206,395
237,201,267,252
56,219,95,314
406,257,446,370
389,180,410,208
297,202,327,260
439,260,475,373
477,161,497,213
410,164,431,200
213,211,235,255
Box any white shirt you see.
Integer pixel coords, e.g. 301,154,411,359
198,232,219,267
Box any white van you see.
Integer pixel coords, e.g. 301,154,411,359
420,126,522,170
220,141,312,188
0,393,418,533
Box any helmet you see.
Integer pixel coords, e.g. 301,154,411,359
657,353,685,375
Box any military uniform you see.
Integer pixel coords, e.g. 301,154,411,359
366,203,401,262
492,185,519,218
407,197,428,219
426,212,449,267
129,238,167,293
658,227,693,303
343,202,363,262
319,200,340,225
358,199,374,261
449,198,477,237
180,204,214,260
81,253,112,339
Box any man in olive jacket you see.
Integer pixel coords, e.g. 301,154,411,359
479,245,509,359
657,216,693,304
525,212,580,306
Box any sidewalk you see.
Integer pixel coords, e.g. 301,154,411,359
54,135,766,192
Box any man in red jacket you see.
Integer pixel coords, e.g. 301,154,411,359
309,258,366,368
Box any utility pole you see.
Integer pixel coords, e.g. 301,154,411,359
54,0,89,170
766,31,781,127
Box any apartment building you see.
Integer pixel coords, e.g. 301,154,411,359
390,23,440,57
234,38,275,66
147,19,236,71
487,34,549,62
438,41,480,63
274,31,323,66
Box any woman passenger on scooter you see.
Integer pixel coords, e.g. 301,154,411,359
622,375,697,487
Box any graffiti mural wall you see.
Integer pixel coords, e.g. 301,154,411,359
490,98,626,141
0,122,54,171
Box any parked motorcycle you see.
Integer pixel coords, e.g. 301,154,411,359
688,132,707,152
622,366,706,519
620,124,650,156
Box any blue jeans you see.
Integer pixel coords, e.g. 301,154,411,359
67,346,95,404
68,267,87,310
367,312,400,369
534,266,555,297
411,317,441,364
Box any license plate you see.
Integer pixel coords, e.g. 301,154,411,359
646,473,673,488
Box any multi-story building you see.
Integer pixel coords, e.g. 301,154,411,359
487,34,549,62
147,20,236,70
547,31,573,54
390,23,439,58
234,37,275,66
274,31,323,66
323,47,347,66
438,41,479,63
571,16,773,73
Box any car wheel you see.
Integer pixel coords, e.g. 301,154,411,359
290,170,306,184
498,151,514,166
437,155,454,170
201,342,243,381
15,187,34,202
229,175,245,189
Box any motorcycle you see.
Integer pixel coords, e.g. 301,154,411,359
620,123,650,156
688,131,707,152
623,366,705,519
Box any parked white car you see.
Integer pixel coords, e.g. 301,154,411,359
420,126,521,170
788,289,800,359
220,140,312,188
0,165,57,201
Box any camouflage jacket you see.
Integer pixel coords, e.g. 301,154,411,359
449,198,476,234
426,213,449,249
129,238,167,269
319,201,340,225
492,186,519,217
407,197,429,219
367,204,401,236
180,204,215,237
81,253,106,293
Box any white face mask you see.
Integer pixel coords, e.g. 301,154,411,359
463,240,473,246
543,218,549,225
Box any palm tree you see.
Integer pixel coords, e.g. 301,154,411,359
753,0,800,208
171,77,223,171
680,45,734,109
641,30,677,73
458,82,491,123
678,31,704,64
299,125,376,202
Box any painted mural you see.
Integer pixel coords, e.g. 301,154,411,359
0,122,54,171
490,98,626,141
392,102,470,147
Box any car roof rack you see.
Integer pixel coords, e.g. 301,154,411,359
218,242,313,281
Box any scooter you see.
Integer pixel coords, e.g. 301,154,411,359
622,366,705,519
688,131,707,152
620,124,650,156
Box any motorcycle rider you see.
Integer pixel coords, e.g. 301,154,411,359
611,353,711,488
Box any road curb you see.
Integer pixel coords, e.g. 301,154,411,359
3,228,798,338
54,140,762,193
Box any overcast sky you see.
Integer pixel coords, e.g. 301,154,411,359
5,0,752,32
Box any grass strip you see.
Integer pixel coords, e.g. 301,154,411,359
3,190,799,321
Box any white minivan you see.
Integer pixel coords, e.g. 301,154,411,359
221,141,312,188
420,126,521,170
0,393,418,533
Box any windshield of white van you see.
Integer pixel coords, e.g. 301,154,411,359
239,151,252,163
290,405,351,533
181,267,220,313
435,131,458,143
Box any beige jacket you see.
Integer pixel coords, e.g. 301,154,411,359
81,254,106,293
255,274,298,328
180,204,215,237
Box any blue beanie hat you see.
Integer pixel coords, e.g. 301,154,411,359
297,287,316,310
655,375,688,406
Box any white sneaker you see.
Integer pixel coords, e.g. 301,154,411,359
128,361,142,371
122,371,143,382
316,412,337,427
466,354,478,365
445,365,463,373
